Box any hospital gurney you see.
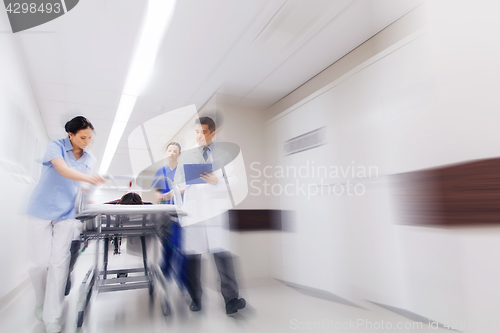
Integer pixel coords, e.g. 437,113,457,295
74,195,186,327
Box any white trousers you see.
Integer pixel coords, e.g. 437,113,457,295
27,217,78,323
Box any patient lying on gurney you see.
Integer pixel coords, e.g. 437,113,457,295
65,192,182,294
65,192,144,294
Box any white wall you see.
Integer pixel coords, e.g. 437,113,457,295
264,1,500,331
0,14,49,300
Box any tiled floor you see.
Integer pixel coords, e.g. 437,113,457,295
0,245,451,333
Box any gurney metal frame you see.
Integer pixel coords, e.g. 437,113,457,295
74,196,185,327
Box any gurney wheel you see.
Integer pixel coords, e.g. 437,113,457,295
77,311,84,327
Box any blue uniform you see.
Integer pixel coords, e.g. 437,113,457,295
27,137,95,220
152,166,185,286
151,166,177,204
26,136,95,325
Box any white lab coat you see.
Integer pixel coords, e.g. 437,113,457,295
174,143,236,254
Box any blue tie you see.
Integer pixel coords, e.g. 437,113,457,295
203,147,209,161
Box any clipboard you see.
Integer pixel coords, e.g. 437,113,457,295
184,163,213,185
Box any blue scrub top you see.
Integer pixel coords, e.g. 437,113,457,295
27,137,95,221
151,166,177,204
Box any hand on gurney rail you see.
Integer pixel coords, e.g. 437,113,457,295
78,176,105,207
86,174,106,186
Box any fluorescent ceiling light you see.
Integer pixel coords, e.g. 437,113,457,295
99,95,137,174
99,0,177,175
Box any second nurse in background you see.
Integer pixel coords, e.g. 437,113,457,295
152,142,185,287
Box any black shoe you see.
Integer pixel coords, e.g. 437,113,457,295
64,275,71,296
190,300,201,312
225,298,246,315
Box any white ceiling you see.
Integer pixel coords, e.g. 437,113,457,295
12,0,422,176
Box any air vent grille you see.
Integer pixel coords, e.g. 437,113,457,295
284,127,327,156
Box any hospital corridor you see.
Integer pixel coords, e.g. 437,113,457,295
1,0,500,332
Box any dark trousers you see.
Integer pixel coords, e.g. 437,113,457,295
185,251,239,304
160,222,185,287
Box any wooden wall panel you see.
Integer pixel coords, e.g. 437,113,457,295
228,209,286,231
393,157,500,226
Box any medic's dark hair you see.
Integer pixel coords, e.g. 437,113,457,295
65,116,94,134
196,116,216,133
166,142,182,153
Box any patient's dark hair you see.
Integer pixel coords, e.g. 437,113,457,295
196,116,216,133
65,116,94,134
118,192,143,205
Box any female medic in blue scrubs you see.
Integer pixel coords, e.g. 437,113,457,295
26,116,104,333
153,142,181,204
151,142,185,289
